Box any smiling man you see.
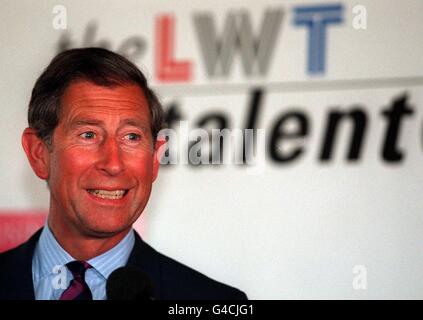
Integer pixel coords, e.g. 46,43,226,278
0,48,247,300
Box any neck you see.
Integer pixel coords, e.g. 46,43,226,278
47,217,131,261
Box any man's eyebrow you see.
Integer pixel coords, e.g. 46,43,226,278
119,119,150,132
70,119,104,128
68,118,150,132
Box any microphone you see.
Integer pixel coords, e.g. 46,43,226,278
106,266,154,300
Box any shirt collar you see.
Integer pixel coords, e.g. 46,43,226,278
87,229,135,279
33,224,135,281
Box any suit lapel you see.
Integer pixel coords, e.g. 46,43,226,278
125,232,161,298
4,228,42,299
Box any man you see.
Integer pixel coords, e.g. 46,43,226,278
0,48,247,300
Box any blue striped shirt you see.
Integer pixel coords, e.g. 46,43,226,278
32,225,135,300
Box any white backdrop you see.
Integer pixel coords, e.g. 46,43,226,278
1,0,423,299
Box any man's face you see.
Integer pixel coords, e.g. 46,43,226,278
45,81,160,238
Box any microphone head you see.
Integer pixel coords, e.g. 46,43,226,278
106,266,154,300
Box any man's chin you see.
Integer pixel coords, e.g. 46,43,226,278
79,222,133,239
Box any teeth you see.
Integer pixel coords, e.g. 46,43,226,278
88,189,126,200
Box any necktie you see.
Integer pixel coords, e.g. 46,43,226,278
59,260,93,300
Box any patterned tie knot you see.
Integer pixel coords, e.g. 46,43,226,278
66,260,92,279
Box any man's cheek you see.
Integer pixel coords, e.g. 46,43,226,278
66,150,95,168
131,159,154,176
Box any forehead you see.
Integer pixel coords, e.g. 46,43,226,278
59,81,150,124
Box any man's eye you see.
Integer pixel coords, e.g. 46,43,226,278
80,132,96,139
124,133,141,141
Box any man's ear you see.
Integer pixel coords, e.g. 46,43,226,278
152,136,167,182
21,128,50,180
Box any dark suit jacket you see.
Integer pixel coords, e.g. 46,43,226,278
0,229,247,300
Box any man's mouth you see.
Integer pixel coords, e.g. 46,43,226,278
86,189,128,200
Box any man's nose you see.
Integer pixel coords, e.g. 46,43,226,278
97,137,125,176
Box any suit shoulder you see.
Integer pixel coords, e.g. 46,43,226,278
0,242,28,271
0,240,38,300
142,241,247,300
0,229,41,287
0,229,41,271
